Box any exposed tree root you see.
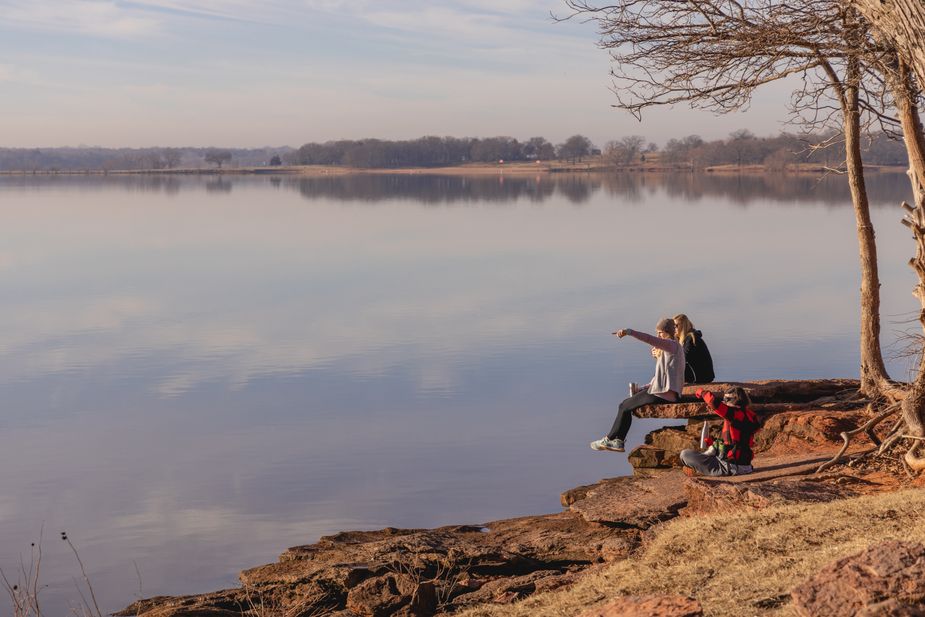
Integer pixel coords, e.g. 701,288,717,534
816,402,901,473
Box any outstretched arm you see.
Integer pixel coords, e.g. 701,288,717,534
695,389,729,419
613,328,679,353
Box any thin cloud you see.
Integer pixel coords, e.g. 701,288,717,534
1,0,161,37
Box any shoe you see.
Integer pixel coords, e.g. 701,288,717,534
702,446,717,456
590,437,625,452
683,466,698,477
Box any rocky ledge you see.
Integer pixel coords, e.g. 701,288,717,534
632,379,863,419
117,378,895,617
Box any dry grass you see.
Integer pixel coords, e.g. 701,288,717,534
457,487,925,617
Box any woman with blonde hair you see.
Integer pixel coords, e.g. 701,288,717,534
673,313,714,384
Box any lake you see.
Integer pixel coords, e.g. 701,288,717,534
0,171,916,615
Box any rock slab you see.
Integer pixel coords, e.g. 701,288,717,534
577,595,703,617
791,540,925,616
566,471,687,528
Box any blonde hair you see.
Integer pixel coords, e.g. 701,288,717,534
673,313,696,345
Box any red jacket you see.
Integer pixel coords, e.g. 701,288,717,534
701,391,761,465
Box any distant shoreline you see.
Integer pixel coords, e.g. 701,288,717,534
0,162,907,176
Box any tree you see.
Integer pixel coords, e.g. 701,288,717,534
562,0,892,395
558,134,593,162
523,137,556,160
605,135,646,166
269,154,282,166
204,149,232,169
728,130,757,167
162,148,182,169
848,0,925,84
840,0,925,468
663,135,705,167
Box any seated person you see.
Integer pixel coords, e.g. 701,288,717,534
591,318,686,453
680,386,760,476
674,314,714,384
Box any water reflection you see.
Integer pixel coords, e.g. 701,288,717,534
0,172,917,616
0,170,911,206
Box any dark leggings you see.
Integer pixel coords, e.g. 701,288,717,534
607,391,664,440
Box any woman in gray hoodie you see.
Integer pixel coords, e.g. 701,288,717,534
590,318,686,452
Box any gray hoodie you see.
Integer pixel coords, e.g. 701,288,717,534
626,329,686,401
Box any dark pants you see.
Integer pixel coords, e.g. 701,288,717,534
607,391,662,440
679,449,754,476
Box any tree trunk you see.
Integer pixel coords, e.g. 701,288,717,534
893,60,925,211
891,58,925,468
848,0,925,85
843,56,891,395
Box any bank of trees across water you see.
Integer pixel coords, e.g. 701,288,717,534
0,130,910,172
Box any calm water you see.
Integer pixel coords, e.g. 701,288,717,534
0,171,916,614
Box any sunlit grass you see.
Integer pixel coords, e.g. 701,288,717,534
458,487,925,617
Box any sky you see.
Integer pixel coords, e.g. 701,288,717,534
0,0,799,148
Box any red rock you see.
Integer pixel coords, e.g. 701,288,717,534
598,533,641,562
680,379,859,402
757,410,862,452
646,425,698,451
451,570,562,606
629,426,699,469
634,379,863,419
577,595,703,617
791,541,925,616
567,471,687,528
628,445,675,469
683,476,856,515
858,599,925,616
346,574,420,617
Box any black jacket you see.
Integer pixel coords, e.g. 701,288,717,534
683,330,715,384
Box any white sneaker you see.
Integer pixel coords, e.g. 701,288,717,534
590,437,625,452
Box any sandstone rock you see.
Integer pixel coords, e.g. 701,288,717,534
123,608,241,617
577,595,703,617
452,570,562,606
791,541,925,616
629,427,698,469
680,379,859,402
757,410,861,452
567,472,687,527
683,476,856,515
123,511,632,617
114,594,250,617
634,379,863,419
346,573,420,617
646,425,698,452
628,445,675,469
633,401,709,419
598,532,642,562
858,599,925,616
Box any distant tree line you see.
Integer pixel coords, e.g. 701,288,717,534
0,130,908,172
649,130,908,169
288,135,598,168
0,147,293,172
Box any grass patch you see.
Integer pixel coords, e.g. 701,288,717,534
457,487,925,617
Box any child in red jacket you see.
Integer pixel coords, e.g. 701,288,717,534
680,386,760,476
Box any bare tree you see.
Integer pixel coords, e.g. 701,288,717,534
605,135,646,166
833,0,925,469
204,149,233,169
848,0,925,85
561,0,892,395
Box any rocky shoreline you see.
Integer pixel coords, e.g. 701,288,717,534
116,379,919,617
